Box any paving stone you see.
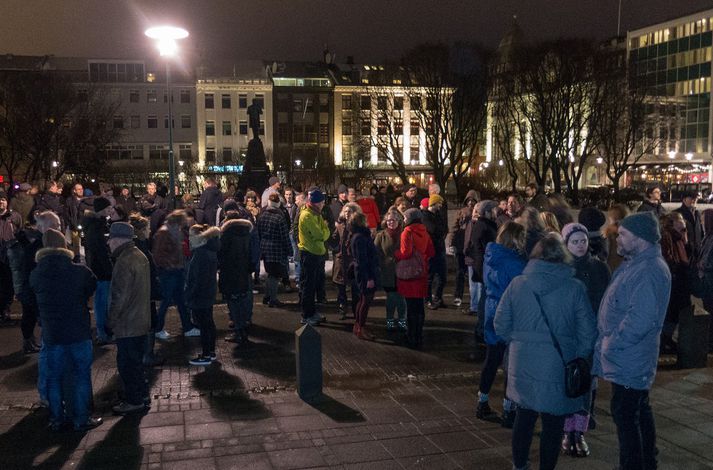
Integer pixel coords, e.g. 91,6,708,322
268,447,327,469
379,435,442,458
216,452,274,470
328,440,392,463
185,422,233,440
140,425,185,445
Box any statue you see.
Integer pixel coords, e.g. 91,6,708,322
247,99,262,140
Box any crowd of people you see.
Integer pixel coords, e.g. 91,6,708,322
0,175,710,469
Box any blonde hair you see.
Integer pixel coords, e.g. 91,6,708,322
540,211,560,234
381,208,404,229
496,221,526,254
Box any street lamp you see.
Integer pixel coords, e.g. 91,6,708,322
145,25,189,208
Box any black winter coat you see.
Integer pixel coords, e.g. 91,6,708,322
81,213,113,281
135,238,162,301
185,227,220,309
350,225,379,292
422,209,447,254
218,219,255,295
572,252,611,314
467,218,498,282
198,186,223,226
30,248,96,345
6,228,42,304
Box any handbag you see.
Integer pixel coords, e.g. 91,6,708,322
396,234,424,280
532,291,592,398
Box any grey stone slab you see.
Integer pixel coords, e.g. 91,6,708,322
186,422,233,440
328,440,392,463
379,435,442,458
267,447,327,469
140,425,185,445
216,452,274,470
426,431,491,452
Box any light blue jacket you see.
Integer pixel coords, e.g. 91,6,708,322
494,260,597,415
593,244,671,390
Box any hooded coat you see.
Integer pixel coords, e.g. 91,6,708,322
185,227,220,309
219,219,256,295
494,260,597,415
30,247,96,345
483,242,527,345
394,222,435,298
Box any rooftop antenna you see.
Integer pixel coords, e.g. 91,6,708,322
617,0,622,36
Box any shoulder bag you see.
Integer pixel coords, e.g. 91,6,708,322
396,233,424,280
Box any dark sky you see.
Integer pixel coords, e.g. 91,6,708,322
2,0,713,67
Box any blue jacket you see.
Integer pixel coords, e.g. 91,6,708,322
30,247,96,345
494,260,597,415
483,242,527,345
593,244,671,390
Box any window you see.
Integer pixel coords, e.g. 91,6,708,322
342,116,352,135
342,94,352,110
205,93,214,109
149,145,169,160
410,95,421,110
113,115,123,129
278,123,290,143
254,94,265,109
180,90,191,104
181,115,191,128
222,147,233,162
129,89,139,103
222,121,232,135
239,94,248,108
179,144,192,161
205,147,216,162
361,118,371,136
394,96,404,110
259,120,265,136
147,90,157,103
360,95,371,110
130,145,143,160
206,121,215,136
77,89,88,102
222,94,231,108
147,115,158,128
319,123,329,143
164,115,174,128
377,96,388,110
163,91,173,103
130,115,140,129
410,116,420,136
377,114,388,135
239,121,248,135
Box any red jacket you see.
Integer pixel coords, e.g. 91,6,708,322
357,197,381,229
394,222,434,298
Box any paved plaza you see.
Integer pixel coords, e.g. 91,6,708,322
0,291,711,469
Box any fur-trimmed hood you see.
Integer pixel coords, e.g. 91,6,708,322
35,247,74,263
221,217,253,235
189,226,221,250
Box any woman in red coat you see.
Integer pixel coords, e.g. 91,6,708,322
356,188,381,232
395,208,435,349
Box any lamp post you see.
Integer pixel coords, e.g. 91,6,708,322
145,25,188,208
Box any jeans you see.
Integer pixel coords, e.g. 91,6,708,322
290,233,301,281
405,297,425,348
480,342,507,395
45,340,93,428
227,287,253,332
610,383,658,470
454,253,466,299
191,307,215,357
512,408,565,470
94,280,110,340
385,290,406,321
427,252,447,303
116,336,148,405
300,251,321,319
467,266,483,314
157,269,192,332
38,342,48,401
355,290,374,327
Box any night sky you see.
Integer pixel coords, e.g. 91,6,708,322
2,0,712,67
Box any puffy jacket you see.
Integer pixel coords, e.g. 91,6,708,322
81,213,113,281
494,260,596,415
218,219,255,295
356,197,381,230
350,224,379,292
107,241,151,338
185,227,220,309
483,242,526,345
394,222,435,298
374,229,400,290
30,247,96,345
298,205,330,256
152,225,185,271
594,245,671,390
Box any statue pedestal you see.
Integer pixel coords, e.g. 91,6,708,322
239,138,270,194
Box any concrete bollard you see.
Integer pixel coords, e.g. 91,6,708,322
677,304,711,369
295,324,322,402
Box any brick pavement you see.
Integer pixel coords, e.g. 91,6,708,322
0,291,712,469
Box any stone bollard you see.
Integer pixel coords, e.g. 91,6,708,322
677,304,711,369
295,324,322,402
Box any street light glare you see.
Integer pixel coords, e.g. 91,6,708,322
145,26,189,57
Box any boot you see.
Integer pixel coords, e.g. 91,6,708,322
573,432,590,457
352,323,361,337
23,338,40,354
501,409,516,429
561,431,575,456
476,401,499,421
357,326,375,341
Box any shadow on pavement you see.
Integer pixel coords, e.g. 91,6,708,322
308,393,366,423
192,364,271,420
0,350,29,370
0,408,83,469
232,325,297,381
76,414,144,470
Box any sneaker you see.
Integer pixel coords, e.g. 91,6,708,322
386,319,396,331
184,328,201,337
112,401,145,415
476,401,500,422
398,319,407,331
207,352,217,361
22,339,40,354
155,330,171,340
73,417,103,432
300,316,322,326
188,355,212,366
453,298,462,307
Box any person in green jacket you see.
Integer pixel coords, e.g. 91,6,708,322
298,189,330,326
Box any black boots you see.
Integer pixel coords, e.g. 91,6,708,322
476,401,499,421
562,431,590,457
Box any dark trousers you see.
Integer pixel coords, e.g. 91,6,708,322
405,298,425,347
427,252,447,302
480,342,507,394
20,298,39,340
300,251,321,319
227,287,253,332
454,253,466,299
116,336,148,406
337,281,359,315
355,290,374,327
512,408,565,470
610,383,658,470
191,307,216,357
316,256,327,302
157,269,192,332
0,261,14,311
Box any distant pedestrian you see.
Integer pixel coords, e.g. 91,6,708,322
422,194,447,309
637,185,665,217
659,212,690,355
451,190,478,308
298,189,330,326
349,212,379,340
197,177,223,225
330,202,361,319
374,209,406,331
257,193,292,308
603,204,629,272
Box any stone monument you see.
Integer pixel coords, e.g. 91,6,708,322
239,98,270,193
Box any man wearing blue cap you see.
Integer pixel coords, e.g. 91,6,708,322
298,189,330,325
594,211,671,470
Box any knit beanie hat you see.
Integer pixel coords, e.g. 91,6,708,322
429,194,444,207
337,184,348,195
403,208,422,226
42,228,66,249
561,222,589,245
93,196,111,213
477,200,498,218
308,189,325,204
420,197,429,210
578,207,606,233
620,212,661,244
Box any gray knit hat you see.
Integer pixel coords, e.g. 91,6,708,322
403,208,422,226
620,212,661,244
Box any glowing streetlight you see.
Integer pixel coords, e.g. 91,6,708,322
668,150,676,159
596,157,603,164
145,25,189,209
685,152,693,161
